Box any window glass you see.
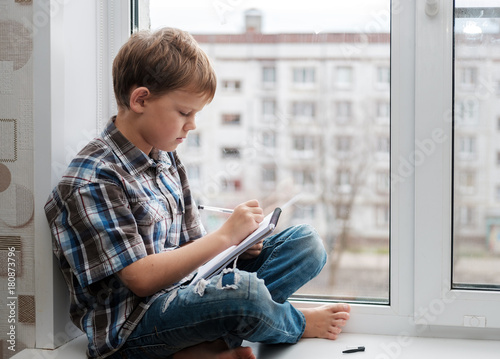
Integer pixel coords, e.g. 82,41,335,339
221,80,242,92
186,133,201,148
150,0,391,302
222,113,241,125
293,67,316,85
336,66,353,88
453,2,500,289
262,66,276,84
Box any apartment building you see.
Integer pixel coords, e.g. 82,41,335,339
178,12,391,257
176,11,500,293
453,30,500,284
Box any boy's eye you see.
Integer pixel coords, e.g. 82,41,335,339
180,112,189,117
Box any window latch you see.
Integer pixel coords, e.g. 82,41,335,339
425,0,439,17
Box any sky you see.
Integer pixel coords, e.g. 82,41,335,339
149,0,392,34
455,0,500,6
149,1,500,36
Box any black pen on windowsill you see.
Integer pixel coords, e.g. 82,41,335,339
198,205,234,214
342,346,365,354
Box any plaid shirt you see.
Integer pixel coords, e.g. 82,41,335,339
45,118,205,358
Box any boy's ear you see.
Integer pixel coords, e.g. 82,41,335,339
129,87,151,113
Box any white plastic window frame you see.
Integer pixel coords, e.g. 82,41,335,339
414,0,500,332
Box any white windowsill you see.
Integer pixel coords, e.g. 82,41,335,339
11,332,500,359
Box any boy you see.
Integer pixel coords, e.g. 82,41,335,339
45,27,350,359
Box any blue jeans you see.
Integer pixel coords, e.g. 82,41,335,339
109,224,327,359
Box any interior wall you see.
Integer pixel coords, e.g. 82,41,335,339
0,0,102,355
0,1,36,358
30,0,136,352
0,0,147,355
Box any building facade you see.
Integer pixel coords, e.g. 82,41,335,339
179,28,391,256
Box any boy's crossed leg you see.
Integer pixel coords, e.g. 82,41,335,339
172,303,351,358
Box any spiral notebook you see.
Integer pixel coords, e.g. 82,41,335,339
191,207,282,285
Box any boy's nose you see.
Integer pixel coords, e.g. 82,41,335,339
185,118,196,131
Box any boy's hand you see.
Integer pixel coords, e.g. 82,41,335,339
118,200,263,297
220,199,264,247
239,240,263,260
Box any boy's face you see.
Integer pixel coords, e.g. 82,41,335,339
135,89,208,154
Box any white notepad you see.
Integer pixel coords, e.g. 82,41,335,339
191,207,282,285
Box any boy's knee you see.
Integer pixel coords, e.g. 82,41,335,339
297,223,321,242
293,224,326,259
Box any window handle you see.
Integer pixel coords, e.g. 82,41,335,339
425,0,439,17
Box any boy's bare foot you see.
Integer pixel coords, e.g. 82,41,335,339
301,303,351,340
173,339,256,359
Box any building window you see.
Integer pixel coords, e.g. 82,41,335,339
376,136,390,155
292,101,316,121
262,66,276,85
262,99,276,121
335,101,352,124
221,80,241,92
376,171,390,194
457,136,476,160
293,67,316,85
292,135,316,158
458,66,477,89
336,136,352,154
457,170,475,195
262,166,277,186
376,100,390,122
336,169,352,193
221,178,242,192
457,205,475,227
335,66,353,89
376,205,390,227
376,65,390,89
186,133,201,148
261,131,276,149
455,99,479,125
221,147,240,159
222,114,241,125
293,169,315,190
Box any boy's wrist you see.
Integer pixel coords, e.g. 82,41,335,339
214,229,233,249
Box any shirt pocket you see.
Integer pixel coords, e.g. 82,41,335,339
132,200,171,226
131,200,172,252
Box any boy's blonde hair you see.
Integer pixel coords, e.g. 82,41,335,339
113,27,217,109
